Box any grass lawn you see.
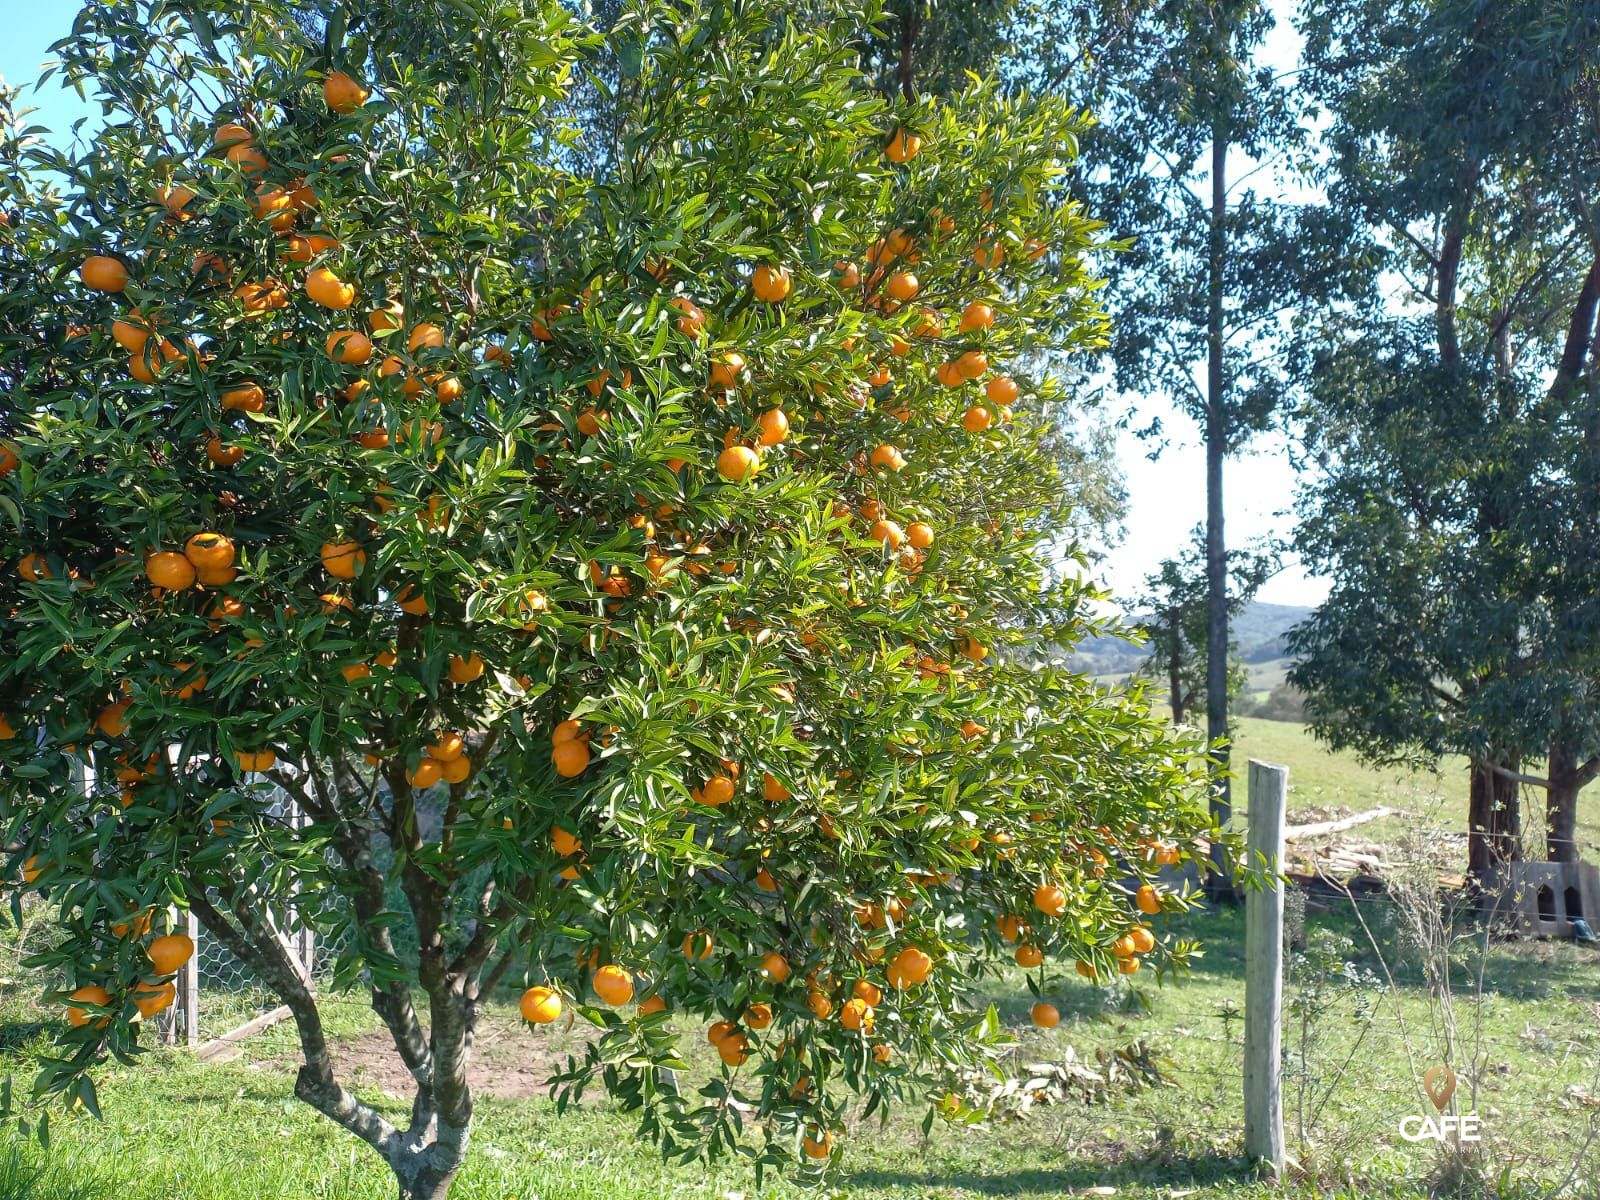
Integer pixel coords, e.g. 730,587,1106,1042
0,904,1596,1200
1224,718,1600,865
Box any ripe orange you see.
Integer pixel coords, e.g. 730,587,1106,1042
1033,883,1066,916
886,945,932,989
79,255,129,292
18,553,51,582
1031,1002,1060,1028
717,444,760,482
835,259,861,287
638,994,668,1015
956,350,988,380
708,351,746,390
66,984,113,1028
133,979,176,1018
872,1043,892,1064
885,128,921,163
986,376,1019,405
840,997,873,1031
409,322,446,352
745,1002,773,1029
1136,884,1162,915
717,1030,750,1065
206,436,245,467
1118,955,1141,975
306,267,356,309
147,932,194,975
906,521,934,549
227,142,269,174
806,989,833,1019
592,964,633,1006
1129,925,1156,954
756,867,779,891
852,979,882,1006
759,951,790,983
552,739,591,777
962,405,993,433
427,731,465,762
221,382,266,412
0,441,17,476
869,443,906,472
287,232,340,263
235,280,287,311
668,296,706,338
885,271,919,302
234,748,277,772
326,330,374,365
323,70,370,113
184,533,235,573
394,584,429,615
960,301,995,332
321,541,366,579
750,264,792,303
146,551,196,590
762,772,791,802
519,985,562,1024
449,652,485,683
213,121,253,149
1015,943,1043,968
996,913,1025,943
682,929,714,960
868,519,905,550
757,409,789,446
973,240,1005,269
407,758,444,789
707,1020,737,1046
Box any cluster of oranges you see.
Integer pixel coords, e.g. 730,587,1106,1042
65,929,193,1029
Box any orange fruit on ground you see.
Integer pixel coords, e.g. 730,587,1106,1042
759,951,790,983
519,986,562,1024
717,444,760,483
326,330,374,365
552,739,591,778
184,533,235,572
221,382,266,412
66,984,113,1028
133,979,176,1018
986,376,1019,405
321,541,366,578
1015,943,1043,968
1033,883,1067,916
885,128,921,163
234,748,277,772
1031,1002,1060,1028
449,652,485,683
963,405,993,433
407,758,444,789
323,70,370,113
592,964,633,1006
887,946,932,989
750,264,792,303
906,521,934,549
147,932,195,975
79,255,129,292
1135,884,1162,915
757,409,789,446
146,551,196,590
682,929,714,960
305,266,356,309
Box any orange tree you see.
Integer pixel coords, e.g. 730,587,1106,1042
0,0,1214,1195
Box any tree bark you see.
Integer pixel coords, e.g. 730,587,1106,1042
1467,757,1523,880
896,0,917,102
1544,741,1598,864
1204,100,1232,896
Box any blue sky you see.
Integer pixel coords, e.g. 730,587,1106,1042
1,0,1327,610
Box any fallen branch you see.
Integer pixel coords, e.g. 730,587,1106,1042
1285,807,1393,840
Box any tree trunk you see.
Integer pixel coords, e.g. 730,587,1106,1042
391,1118,471,1200
1546,741,1580,864
1204,101,1232,896
1467,758,1523,880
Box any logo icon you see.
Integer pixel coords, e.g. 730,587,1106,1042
1422,1064,1457,1111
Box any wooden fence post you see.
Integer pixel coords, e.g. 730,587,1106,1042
181,907,201,1048
1244,758,1287,1174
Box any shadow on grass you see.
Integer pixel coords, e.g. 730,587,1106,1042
846,1150,1253,1196
0,1023,45,1052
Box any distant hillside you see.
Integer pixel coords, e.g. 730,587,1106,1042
1072,600,1313,689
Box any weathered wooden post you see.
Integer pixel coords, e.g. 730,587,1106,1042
181,907,201,1047
1244,758,1287,1174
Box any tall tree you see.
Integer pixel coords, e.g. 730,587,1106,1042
1135,526,1275,725
1290,0,1600,875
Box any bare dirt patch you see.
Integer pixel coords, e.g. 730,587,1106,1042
263,1006,597,1101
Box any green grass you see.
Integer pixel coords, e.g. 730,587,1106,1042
1228,717,1600,863
0,905,1596,1200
